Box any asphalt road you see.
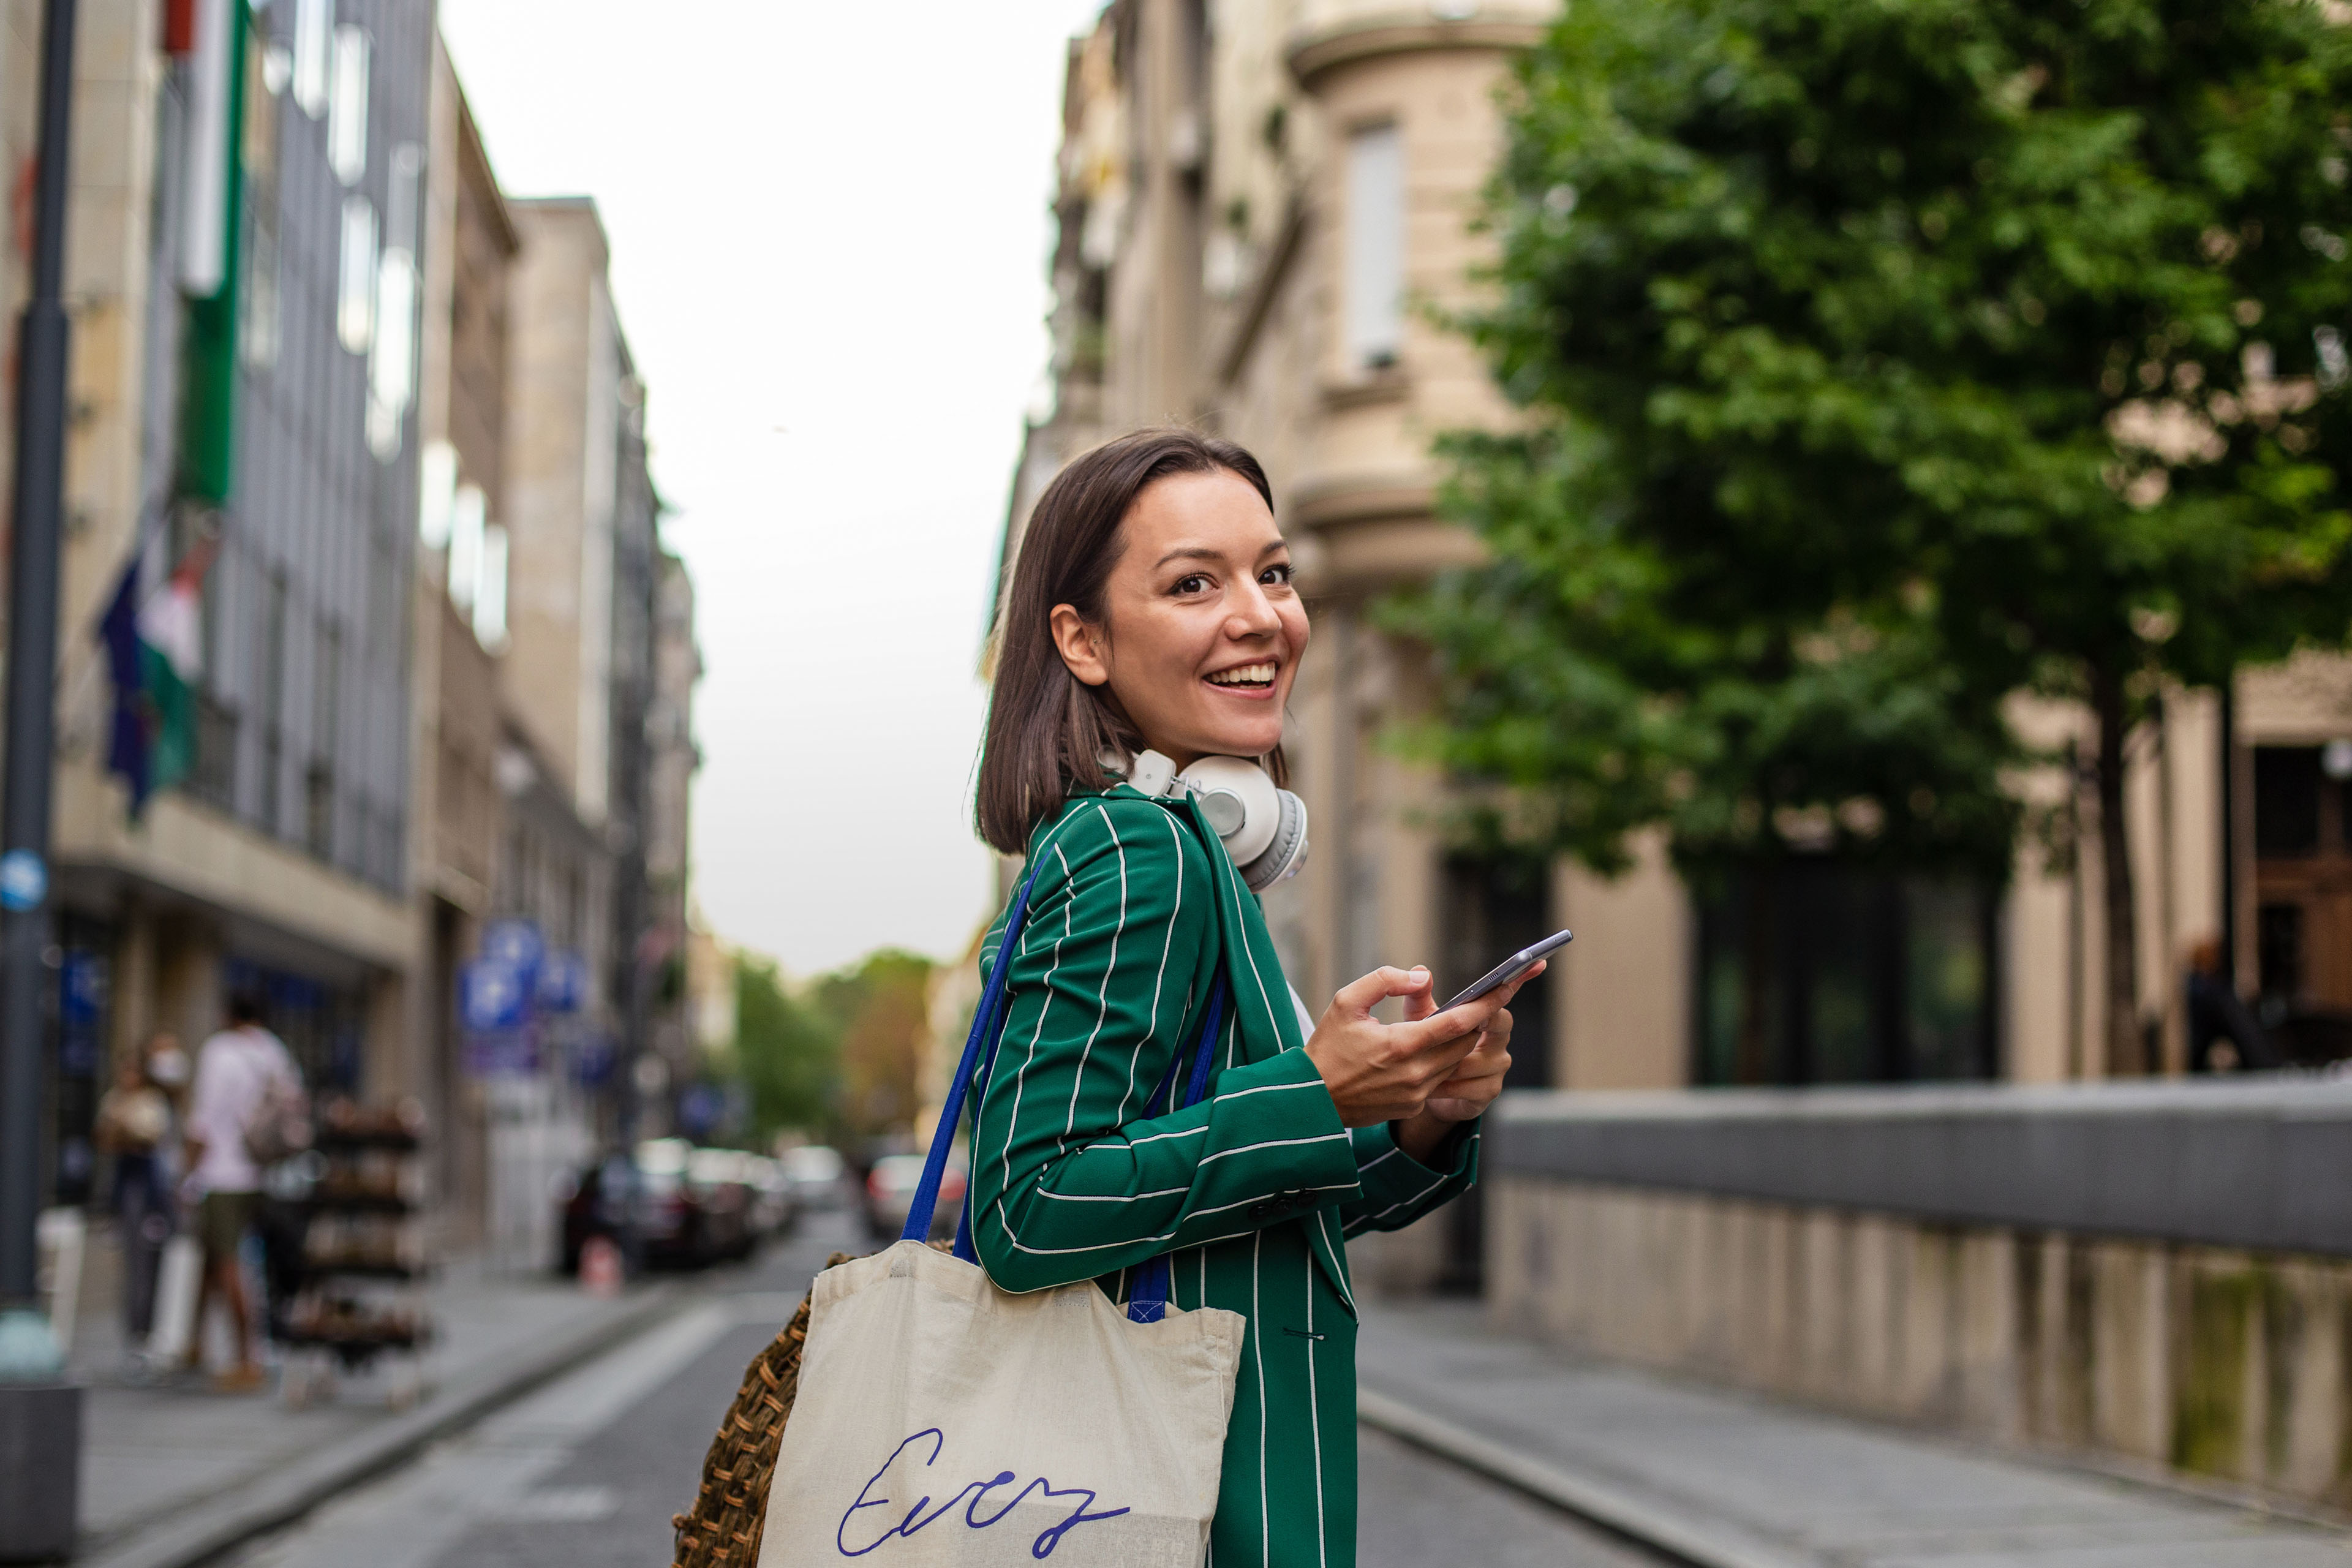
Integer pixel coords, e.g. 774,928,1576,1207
228,1210,1656,1568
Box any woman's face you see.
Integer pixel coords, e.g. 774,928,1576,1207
1051,469,1310,772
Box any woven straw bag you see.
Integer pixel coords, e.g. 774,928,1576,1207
669,1252,851,1568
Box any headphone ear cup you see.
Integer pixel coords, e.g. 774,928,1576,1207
1239,790,1310,892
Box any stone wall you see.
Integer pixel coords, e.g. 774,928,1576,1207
1489,1178,2352,1506
1487,1082,2352,1509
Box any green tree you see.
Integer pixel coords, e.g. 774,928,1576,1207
831,951,935,1139
734,955,840,1137
1415,0,2352,1072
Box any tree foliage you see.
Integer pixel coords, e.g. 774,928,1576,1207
732,949,935,1142
1405,0,2352,1068
734,954,839,1137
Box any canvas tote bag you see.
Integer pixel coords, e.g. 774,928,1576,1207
757,866,1243,1567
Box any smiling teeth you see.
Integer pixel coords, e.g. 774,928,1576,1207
1207,663,1277,686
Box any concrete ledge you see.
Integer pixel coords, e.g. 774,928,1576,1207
1490,1077,2352,1256
77,1284,682,1568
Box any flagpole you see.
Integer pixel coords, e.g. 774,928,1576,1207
0,0,78,1371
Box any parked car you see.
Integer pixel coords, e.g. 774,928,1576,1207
742,1153,797,1238
559,1139,755,1272
683,1144,756,1262
781,1144,847,1210
863,1153,963,1242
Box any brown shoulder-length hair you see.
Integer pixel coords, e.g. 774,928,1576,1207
977,426,1285,855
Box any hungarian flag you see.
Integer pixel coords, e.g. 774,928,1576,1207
99,538,216,817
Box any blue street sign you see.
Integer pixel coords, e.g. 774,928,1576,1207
458,958,530,1033
537,949,588,1014
677,1083,727,1140
482,917,544,978
0,850,46,911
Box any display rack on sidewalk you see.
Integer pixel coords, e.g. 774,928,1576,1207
277,1098,434,1409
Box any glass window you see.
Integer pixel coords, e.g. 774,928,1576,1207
2255,746,2322,856
337,195,376,353
1344,122,1404,371
292,0,331,118
417,440,457,548
1694,864,1996,1085
328,24,369,184
448,484,487,611
2258,900,2305,1004
475,524,510,650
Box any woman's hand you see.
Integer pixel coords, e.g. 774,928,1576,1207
1302,963,1536,1131
1391,988,1526,1162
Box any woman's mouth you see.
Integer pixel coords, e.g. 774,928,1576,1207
1204,661,1278,693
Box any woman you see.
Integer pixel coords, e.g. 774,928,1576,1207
95,1033,186,1355
969,427,1537,1567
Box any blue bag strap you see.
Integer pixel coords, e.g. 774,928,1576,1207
905,862,1041,1257
1126,978,1226,1324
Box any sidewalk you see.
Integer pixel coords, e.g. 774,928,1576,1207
69,1254,681,1568
1359,1299,2352,1568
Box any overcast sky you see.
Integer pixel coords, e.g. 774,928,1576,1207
439,1,1106,977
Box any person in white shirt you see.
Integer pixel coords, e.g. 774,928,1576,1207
182,992,301,1390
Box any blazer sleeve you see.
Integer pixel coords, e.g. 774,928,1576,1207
1335,1118,1480,1238
970,800,1363,1294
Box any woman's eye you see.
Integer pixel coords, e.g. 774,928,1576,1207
1173,574,1211,595
1261,564,1294,587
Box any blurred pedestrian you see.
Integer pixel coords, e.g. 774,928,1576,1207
94,1033,186,1359
2186,937,2280,1072
183,992,303,1390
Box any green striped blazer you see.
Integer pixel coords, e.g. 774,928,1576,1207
970,785,1480,1568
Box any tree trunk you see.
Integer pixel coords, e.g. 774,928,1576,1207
2090,666,2144,1076
1736,865,1774,1084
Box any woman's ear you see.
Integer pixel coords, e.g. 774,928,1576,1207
1050,603,1112,687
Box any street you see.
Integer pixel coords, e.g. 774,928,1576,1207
219,1212,1653,1568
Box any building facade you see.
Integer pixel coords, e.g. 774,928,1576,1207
0,4,698,1258
18,0,434,1204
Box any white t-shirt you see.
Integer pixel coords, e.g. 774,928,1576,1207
187,1026,301,1194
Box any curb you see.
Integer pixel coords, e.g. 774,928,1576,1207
77,1284,687,1568
1355,1386,1817,1568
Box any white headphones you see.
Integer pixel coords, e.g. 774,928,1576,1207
1118,750,1310,892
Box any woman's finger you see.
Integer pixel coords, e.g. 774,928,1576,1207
1431,1054,1512,1098
1393,978,1520,1055
1332,965,1432,1019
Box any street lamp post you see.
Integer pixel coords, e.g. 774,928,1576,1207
0,0,86,1558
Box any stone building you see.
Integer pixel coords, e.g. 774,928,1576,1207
1011,2,2347,1115
502,195,687,1147
0,5,699,1259
645,551,703,1093
9,0,434,1201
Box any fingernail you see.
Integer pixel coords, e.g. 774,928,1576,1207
1409,966,1428,979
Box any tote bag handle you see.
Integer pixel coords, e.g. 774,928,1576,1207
900,864,1041,1260
902,858,1228,1324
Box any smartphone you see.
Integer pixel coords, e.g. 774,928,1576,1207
1441,930,1573,1011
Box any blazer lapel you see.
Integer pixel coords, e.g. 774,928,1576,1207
1170,796,1361,1319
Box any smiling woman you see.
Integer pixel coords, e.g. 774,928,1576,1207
958,427,1542,1567
978,431,1300,853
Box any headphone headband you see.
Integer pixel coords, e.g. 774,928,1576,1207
1113,749,1310,892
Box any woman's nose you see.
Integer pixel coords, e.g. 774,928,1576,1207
1228,581,1281,638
